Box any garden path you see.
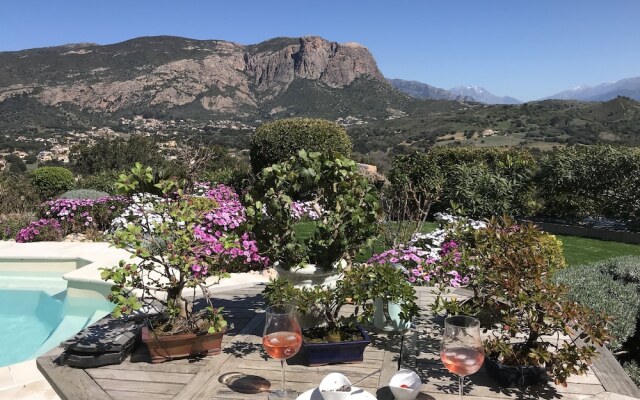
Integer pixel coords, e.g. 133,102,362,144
37,284,638,400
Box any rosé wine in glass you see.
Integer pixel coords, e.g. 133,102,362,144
262,331,302,360
263,304,302,399
440,315,484,400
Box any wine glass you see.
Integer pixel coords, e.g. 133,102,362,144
262,304,303,399
440,315,484,399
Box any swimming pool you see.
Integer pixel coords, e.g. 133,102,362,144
0,259,113,367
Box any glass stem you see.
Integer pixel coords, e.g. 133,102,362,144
459,375,464,399
281,359,285,394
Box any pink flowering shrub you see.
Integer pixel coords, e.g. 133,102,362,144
102,178,267,335
41,196,129,235
16,219,63,242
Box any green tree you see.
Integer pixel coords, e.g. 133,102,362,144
5,154,26,173
71,136,165,176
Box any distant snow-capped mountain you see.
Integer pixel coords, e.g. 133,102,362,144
544,77,640,101
449,86,522,104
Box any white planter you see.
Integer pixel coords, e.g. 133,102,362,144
373,297,412,332
274,259,345,289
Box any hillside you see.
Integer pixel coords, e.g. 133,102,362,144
2,36,640,171
0,35,417,126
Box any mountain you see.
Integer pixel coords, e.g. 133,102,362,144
387,79,472,101
449,86,522,104
545,77,640,101
0,35,417,123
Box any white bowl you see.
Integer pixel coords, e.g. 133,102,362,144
319,373,352,400
388,369,421,400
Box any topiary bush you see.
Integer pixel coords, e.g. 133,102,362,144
249,118,352,173
59,189,110,200
30,166,75,199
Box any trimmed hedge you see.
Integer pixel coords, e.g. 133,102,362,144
389,147,538,218
250,118,352,173
537,145,640,220
30,166,75,199
555,256,640,349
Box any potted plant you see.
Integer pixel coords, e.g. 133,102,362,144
101,167,267,363
245,150,381,287
263,263,419,365
434,216,609,387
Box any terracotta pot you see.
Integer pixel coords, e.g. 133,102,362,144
141,326,224,363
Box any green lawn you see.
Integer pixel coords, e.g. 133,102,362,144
557,235,640,266
294,221,640,266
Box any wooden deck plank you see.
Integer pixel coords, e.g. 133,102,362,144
36,355,111,400
106,390,174,400
94,378,184,395
38,283,634,400
590,343,640,398
87,368,193,384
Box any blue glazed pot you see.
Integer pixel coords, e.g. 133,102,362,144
298,325,371,366
485,356,548,387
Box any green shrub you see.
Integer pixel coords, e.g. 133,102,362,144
388,147,539,218
250,118,352,173
555,260,640,349
245,150,381,270
0,173,40,213
59,189,110,199
30,167,75,199
623,360,640,388
77,171,120,194
598,255,640,284
536,145,640,219
0,213,34,240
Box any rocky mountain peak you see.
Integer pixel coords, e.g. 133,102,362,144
0,35,386,116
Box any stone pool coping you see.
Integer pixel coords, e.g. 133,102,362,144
0,240,272,399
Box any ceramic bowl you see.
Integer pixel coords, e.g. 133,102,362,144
388,369,421,400
319,373,352,400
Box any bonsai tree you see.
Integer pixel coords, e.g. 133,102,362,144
101,167,266,335
263,263,419,341
245,150,382,271
434,216,609,385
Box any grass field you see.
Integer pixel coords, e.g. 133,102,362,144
294,222,640,266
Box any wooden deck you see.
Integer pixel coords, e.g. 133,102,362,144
37,285,640,400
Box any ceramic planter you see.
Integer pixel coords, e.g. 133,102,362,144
297,325,370,366
141,326,224,363
274,260,345,288
484,356,548,387
373,297,412,332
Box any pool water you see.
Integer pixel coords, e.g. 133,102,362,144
0,270,113,367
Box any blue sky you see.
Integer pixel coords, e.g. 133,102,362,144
2,0,639,101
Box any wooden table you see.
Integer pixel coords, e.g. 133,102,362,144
37,285,640,400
